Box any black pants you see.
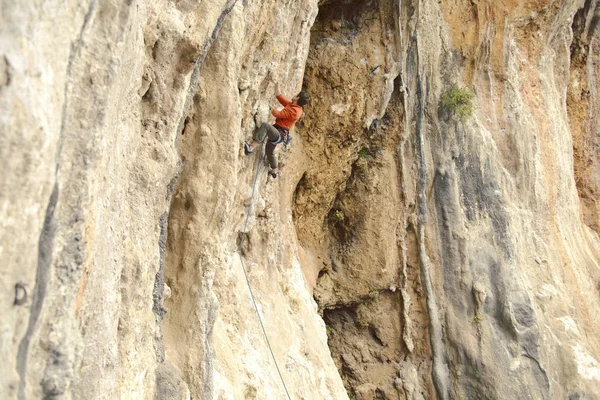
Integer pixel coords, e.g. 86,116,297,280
253,123,281,169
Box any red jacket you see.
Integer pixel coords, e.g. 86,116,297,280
271,94,302,131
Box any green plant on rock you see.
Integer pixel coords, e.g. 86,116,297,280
358,148,369,159
332,209,345,223
356,312,369,329
441,84,475,122
326,325,333,337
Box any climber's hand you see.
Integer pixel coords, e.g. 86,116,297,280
268,169,277,179
274,82,281,96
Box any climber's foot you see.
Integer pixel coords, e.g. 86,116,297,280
244,142,252,155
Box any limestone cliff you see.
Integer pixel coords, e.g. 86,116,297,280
1,0,600,399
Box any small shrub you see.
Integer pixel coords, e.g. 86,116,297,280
358,148,369,159
356,313,369,329
441,84,475,122
332,210,345,223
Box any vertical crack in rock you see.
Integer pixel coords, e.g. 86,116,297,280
153,212,169,321
57,0,97,166
592,0,600,34
153,165,182,365
414,64,449,400
396,77,415,355
153,171,182,396
522,352,550,395
155,3,238,398
176,0,239,137
569,0,600,235
16,183,58,400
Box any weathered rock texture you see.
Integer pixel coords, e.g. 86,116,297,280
294,0,600,398
2,0,600,399
161,1,347,398
1,0,346,398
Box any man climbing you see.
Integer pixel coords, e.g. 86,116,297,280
244,83,310,178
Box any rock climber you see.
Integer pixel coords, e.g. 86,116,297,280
244,83,310,178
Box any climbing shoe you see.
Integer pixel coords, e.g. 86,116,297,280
244,142,252,155
268,169,277,179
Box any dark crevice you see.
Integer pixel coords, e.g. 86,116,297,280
181,116,190,135
0,55,12,87
153,163,182,365
175,0,240,139
325,157,370,247
368,325,384,347
521,352,550,398
569,0,599,235
313,0,379,41
592,1,600,34
291,172,309,223
56,0,97,172
340,356,358,381
151,39,159,60
16,183,59,400
141,82,153,103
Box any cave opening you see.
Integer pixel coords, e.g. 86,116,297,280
314,0,379,33
309,0,382,47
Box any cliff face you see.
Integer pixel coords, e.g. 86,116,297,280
1,0,600,399
297,0,600,398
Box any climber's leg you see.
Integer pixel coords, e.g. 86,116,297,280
264,124,281,170
246,123,279,155
265,140,278,170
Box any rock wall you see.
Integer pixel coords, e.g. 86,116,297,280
1,0,600,399
1,0,346,398
296,0,600,398
160,0,348,398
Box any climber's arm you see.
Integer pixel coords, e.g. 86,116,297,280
276,93,292,106
274,84,291,106
271,106,295,119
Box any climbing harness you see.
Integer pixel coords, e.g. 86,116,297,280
237,140,292,400
282,133,291,147
274,125,292,147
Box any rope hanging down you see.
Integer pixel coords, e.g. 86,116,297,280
236,141,292,400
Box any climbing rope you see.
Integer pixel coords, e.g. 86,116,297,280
236,141,292,400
